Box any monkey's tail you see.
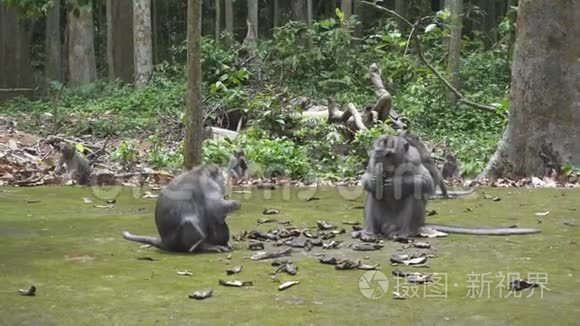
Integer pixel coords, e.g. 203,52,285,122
430,188,475,199
122,231,165,249
427,224,542,235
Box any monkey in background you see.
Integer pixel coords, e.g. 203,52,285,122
55,143,91,185
228,150,248,184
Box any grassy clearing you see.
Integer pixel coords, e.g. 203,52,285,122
0,186,579,325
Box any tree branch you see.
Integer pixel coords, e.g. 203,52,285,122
360,1,504,117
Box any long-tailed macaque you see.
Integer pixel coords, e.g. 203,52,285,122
56,143,91,185
228,150,248,184
361,135,434,239
122,165,241,253
400,130,474,198
361,135,541,237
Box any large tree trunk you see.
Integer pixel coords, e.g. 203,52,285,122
243,0,259,76
133,0,153,87
106,0,134,83
68,2,97,87
46,1,63,83
341,0,352,18
483,0,580,178
184,0,203,168
224,0,234,47
0,4,34,101
446,0,463,102
292,0,307,21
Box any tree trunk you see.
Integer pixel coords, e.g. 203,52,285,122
447,0,463,102
480,0,497,43
107,0,134,83
215,0,221,40
224,0,233,47
133,0,153,87
307,0,313,25
292,0,307,21
0,3,34,101
328,0,337,16
68,2,97,87
483,0,580,178
273,0,279,28
46,0,63,83
341,0,352,18
244,0,258,54
184,0,203,169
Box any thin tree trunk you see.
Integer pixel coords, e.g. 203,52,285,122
46,0,63,83
133,0,153,87
341,0,352,18
307,0,313,25
273,0,279,28
107,0,134,82
225,0,233,47
447,0,463,102
185,0,203,168
483,0,580,178
68,2,97,87
215,0,221,40
245,0,258,54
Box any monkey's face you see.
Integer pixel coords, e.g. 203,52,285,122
372,135,409,175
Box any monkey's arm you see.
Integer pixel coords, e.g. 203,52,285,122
384,173,434,199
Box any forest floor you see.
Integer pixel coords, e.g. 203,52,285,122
1,187,579,325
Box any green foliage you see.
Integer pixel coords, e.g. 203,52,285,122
1,0,53,16
111,141,139,167
147,135,183,169
2,14,514,178
203,128,311,180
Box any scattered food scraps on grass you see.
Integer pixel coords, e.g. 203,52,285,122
278,281,300,291
218,280,253,287
137,256,157,261
142,191,158,199
262,208,280,215
392,292,405,300
318,255,337,265
226,265,243,275
93,204,115,209
177,271,193,276
509,279,539,291
251,248,292,261
358,263,380,270
189,289,213,300
257,217,276,224
335,259,360,270
18,286,36,296
413,241,431,249
316,220,336,230
352,243,383,251
248,241,265,251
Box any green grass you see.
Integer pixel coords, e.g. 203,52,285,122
1,186,579,325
